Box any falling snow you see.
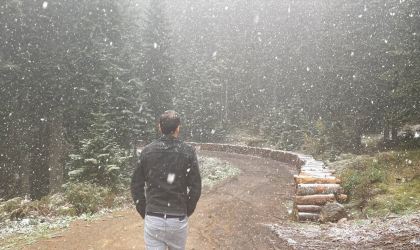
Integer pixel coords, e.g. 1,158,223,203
167,173,175,184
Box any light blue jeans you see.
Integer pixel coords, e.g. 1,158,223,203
144,215,189,250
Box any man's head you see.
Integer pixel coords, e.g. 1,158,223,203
159,110,181,137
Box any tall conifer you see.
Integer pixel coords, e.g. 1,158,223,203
141,0,174,121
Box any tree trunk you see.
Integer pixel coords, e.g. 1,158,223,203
383,119,390,141
49,107,64,194
273,81,278,107
19,134,32,198
14,128,32,198
391,124,398,141
225,79,228,121
12,94,32,198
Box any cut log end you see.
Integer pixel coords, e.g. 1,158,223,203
338,194,348,201
295,210,319,221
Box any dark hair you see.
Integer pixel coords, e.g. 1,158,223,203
160,110,180,135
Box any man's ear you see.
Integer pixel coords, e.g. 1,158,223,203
158,124,162,133
175,125,180,134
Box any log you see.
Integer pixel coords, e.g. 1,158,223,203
299,171,333,177
294,210,319,221
305,161,326,168
303,166,325,170
295,176,341,184
300,168,335,174
294,194,336,205
338,194,348,201
296,184,341,196
301,165,325,168
295,205,323,213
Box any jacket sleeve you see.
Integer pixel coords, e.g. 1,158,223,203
131,155,146,219
187,148,202,217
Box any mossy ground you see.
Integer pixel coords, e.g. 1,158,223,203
329,149,420,218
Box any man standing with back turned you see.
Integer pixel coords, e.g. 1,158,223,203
131,110,202,250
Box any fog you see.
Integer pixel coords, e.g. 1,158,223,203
0,0,419,205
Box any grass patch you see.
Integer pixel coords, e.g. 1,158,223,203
365,178,420,216
335,149,420,218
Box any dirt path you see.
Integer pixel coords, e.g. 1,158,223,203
23,151,297,250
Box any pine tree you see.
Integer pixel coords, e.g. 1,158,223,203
66,105,130,191
141,0,174,121
109,0,155,146
173,57,225,142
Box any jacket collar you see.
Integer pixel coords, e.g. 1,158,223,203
160,134,177,141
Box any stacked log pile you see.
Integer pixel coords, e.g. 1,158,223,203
293,156,347,221
186,142,346,222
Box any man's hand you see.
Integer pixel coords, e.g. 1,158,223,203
136,204,145,219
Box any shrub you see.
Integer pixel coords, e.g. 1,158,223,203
369,167,388,183
63,182,111,215
56,206,77,217
378,183,388,193
341,170,363,195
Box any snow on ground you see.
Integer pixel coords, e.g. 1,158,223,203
266,212,420,249
198,156,241,187
0,208,124,241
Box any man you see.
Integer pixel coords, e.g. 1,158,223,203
131,110,202,250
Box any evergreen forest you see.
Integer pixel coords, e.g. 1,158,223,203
1,0,419,200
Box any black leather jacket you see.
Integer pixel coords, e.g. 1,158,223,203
131,135,201,218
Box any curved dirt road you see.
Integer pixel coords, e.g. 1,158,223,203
24,150,297,250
